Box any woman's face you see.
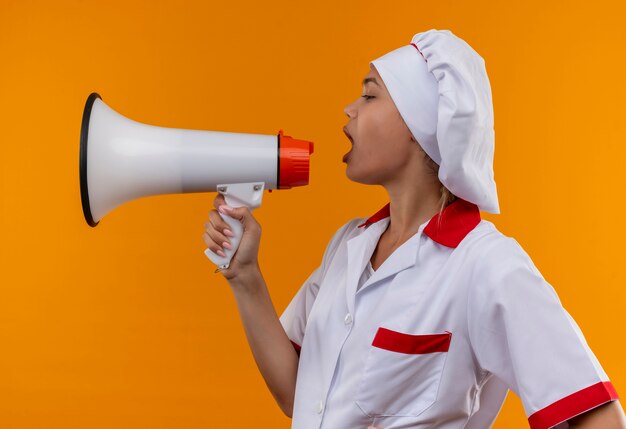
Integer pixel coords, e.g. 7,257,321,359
343,65,426,186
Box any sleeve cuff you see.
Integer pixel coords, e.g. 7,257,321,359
290,340,302,357
528,381,619,429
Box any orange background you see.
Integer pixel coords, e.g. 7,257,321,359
1,0,625,427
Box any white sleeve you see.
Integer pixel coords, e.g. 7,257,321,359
467,237,619,429
278,218,359,356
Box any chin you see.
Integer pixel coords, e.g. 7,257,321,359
346,166,379,185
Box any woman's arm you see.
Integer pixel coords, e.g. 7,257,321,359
203,196,299,417
229,265,300,418
568,400,626,428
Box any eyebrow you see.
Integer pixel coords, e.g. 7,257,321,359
362,77,380,87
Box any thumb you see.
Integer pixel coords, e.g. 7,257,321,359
220,205,253,226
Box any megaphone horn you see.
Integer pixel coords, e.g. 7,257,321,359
79,92,314,270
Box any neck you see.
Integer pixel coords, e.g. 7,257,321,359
383,181,443,245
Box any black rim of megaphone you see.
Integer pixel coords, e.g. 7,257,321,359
80,92,101,227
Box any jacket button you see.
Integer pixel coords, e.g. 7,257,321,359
344,313,353,325
315,400,324,413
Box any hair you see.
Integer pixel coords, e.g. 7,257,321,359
421,146,457,217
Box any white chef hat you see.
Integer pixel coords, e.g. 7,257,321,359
370,29,500,214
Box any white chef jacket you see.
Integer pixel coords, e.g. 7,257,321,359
279,198,619,429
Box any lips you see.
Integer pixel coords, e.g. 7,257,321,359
342,126,353,163
342,151,352,163
343,126,353,143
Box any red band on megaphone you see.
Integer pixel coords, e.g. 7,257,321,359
278,130,314,189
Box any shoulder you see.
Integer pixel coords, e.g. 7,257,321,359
460,220,545,288
463,221,565,335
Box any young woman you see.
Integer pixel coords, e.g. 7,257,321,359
203,29,625,429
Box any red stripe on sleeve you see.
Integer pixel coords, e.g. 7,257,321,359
290,340,301,357
528,381,619,429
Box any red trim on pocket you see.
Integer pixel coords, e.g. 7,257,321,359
372,328,452,354
528,381,619,429
290,340,301,357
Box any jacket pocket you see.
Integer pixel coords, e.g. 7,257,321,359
355,327,452,417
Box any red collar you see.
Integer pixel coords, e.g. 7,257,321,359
356,198,481,248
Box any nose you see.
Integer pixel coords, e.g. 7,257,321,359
343,97,358,119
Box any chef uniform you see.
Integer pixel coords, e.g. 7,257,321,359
279,29,619,429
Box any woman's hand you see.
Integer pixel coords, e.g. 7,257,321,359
202,193,262,282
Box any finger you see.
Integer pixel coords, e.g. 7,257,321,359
220,205,251,224
205,227,232,252
206,213,232,248
202,232,226,257
225,206,260,234
213,193,226,210
209,210,230,235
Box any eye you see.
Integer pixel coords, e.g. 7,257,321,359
361,95,375,101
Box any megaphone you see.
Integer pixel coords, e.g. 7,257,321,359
80,92,314,270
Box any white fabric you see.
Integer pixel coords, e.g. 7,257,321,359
279,217,616,429
370,29,500,214
358,260,375,292
370,44,440,162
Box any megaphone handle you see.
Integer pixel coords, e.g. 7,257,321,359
204,209,245,271
204,182,264,271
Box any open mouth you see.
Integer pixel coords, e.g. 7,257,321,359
342,127,353,163
343,126,353,144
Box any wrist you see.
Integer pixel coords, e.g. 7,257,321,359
225,261,262,288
